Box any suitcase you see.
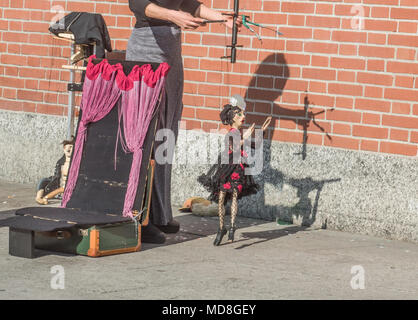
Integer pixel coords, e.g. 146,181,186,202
33,160,154,257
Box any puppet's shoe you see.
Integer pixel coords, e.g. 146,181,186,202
228,226,236,242
141,223,166,244
213,227,227,246
155,219,180,234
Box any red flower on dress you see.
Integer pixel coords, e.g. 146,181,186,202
231,172,240,180
237,185,243,192
223,182,231,190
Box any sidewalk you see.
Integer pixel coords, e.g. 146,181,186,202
0,179,417,299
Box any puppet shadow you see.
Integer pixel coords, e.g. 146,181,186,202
240,53,338,227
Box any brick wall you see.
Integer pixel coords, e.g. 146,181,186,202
0,0,417,156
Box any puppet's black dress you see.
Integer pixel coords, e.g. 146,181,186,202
198,128,259,203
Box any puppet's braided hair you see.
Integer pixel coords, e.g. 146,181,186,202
220,104,241,125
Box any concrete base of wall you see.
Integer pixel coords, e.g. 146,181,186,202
0,110,68,186
1,110,417,243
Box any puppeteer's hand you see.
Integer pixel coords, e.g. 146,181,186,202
223,13,242,30
261,116,272,131
169,11,204,30
243,123,255,140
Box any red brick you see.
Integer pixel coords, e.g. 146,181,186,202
324,135,360,151
395,76,414,89
380,141,417,156
309,81,327,93
355,98,390,112
364,19,397,32
196,108,220,121
316,3,333,14
326,109,362,123
333,123,351,135
284,53,310,66
364,0,399,5
398,21,418,34
362,112,381,125
364,86,383,99
388,34,418,47
367,33,387,45
382,115,418,129
280,118,296,130
302,68,336,81
279,27,312,39
287,15,305,26
411,131,418,144
353,125,388,139
328,83,363,97
391,8,418,21
306,16,340,28
202,122,218,133
339,44,357,56
313,29,331,41
304,41,338,54
366,59,385,72
387,61,418,75
357,72,393,86
390,129,409,142
307,94,335,108
384,88,418,102
371,7,390,18
36,104,64,116
336,97,354,109
311,55,329,67
332,30,367,43
396,48,416,61
338,71,356,82
183,119,201,131
286,40,303,51
360,139,379,152
359,46,395,59
271,129,303,144
281,2,315,13
331,57,365,70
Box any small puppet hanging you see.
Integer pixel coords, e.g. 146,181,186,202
198,96,271,246
35,137,74,205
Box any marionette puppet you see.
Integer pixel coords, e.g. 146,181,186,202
35,138,74,205
198,97,272,246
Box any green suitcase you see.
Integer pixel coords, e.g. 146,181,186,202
34,160,154,257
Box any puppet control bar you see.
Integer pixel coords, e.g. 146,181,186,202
221,0,241,63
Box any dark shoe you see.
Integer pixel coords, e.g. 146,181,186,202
155,219,180,234
141,223,166,244
228,226,236,242
213,227,227,246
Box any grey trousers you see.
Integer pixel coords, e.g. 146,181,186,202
126,26,184,226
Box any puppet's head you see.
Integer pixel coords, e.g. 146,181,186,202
220,104,245,128
62,137,75,159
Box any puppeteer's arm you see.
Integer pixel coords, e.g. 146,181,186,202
138,1,204,29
